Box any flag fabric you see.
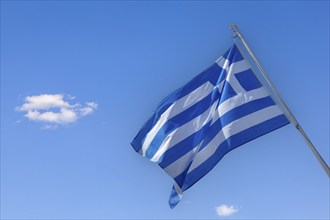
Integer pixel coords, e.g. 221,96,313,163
131,44,290,208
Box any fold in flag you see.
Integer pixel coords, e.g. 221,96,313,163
131,44,290,208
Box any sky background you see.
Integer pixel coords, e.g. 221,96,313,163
1,1,329,219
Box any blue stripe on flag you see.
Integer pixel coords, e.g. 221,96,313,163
131,114,158,152
145,90,221,159
219,81,237,104
159,121,212,168
155,64,224,113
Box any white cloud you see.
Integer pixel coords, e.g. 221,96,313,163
42,124,58,130
16,94,97,127
79,102,98,116
215,204,239,217
17,94,70,111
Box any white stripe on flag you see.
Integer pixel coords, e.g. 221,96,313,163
229,59,250,75
211,87,270,125
216,57,230,72
217,57,250,94
216,57,250,75
164,143,201,178
151,100,219,162
140,81,215,156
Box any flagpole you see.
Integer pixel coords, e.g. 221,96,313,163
229,24,330,178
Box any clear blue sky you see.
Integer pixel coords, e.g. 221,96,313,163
1,1,329,219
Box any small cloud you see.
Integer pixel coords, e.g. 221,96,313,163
16,94,97,127
215,204,239,217
79,102,98,116
67,95,76,100
42,124,58,130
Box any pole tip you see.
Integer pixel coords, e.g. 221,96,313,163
229,24,238,31
229,24,239,38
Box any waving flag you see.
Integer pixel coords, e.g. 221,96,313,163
131,44,290,208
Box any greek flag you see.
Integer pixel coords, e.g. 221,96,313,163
131,44,290,208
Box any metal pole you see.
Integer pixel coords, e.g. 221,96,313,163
229,24,330,178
